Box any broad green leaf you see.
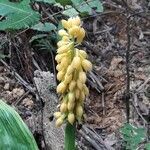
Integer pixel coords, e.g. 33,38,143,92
71,0,84,6
34,0,56,4
31,22,56,32
0,0,40,30
63,7,79,17
55,0,72,6
88,0,103,12
0,100,38,149
76,3,91,14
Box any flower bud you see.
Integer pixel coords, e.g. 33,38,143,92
69,80,76,91
76,105,83,118
54,112,61,119
55,117,64,127
79,50,87,59
68,113,75,125
64,74,72,84
75,88,80,99
83,84,89,96
57,82,67,93
57,70,65,81
72,56,81,70
66,65,74,75
58,29,68,36
82,59,92,71
68,92,75,103
62,20,70,29
77,28,85,43
68,26,80,37
67,102,75,111
60,102,68,113
57,41,68,47
77,79,83,90
57,44,70,54
73,16,81,26
79,91,85,103
78,71,86,83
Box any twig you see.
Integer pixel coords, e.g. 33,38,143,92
0,59,35,93
131,101,147,127
102,92,106,115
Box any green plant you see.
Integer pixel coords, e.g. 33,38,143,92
0,100,38,149
120,123,146,150
54,16,92,150
0,0,40,30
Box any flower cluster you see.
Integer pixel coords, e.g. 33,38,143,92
54,16,92,127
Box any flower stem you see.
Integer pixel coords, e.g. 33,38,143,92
65,122,76,150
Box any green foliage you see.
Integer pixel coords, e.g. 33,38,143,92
0,0,40,30
0,100,38,149
65,123,76,150
35,0,56,4
120,123,146,150
145,143,150,150
31,22,56,32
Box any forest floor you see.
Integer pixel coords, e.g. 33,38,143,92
0,0,150,149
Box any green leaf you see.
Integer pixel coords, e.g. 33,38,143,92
31,22,56,32
0,100,38,149
71,0,84,6
145,143,150,150
65,123,75,150
0,0,40,30
55,0,72,6
34,0,56,4
88,0,103,13
63,7,79,17
76,3,91,14
29,34,48,43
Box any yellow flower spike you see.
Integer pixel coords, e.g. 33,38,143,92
76,104,83,118
68,113,75,125
67,102,75,111
58,29,69,36
69,80,76,91
68,92,75,103
79,50,87,59
54,112,62,119
72,56,81,70
55,16,92,127
55,117,64,127
56,82,67,93
82,59,92,72
78,71,87,83
77,79,83,90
